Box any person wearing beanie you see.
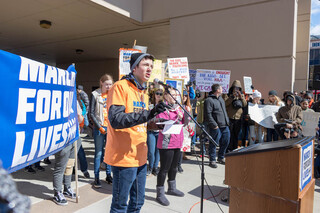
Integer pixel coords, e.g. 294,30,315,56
300,98,315,112
304,92,315,109
266,90,284,142
252,90,261,99
105,52,170,212
247,90,265,145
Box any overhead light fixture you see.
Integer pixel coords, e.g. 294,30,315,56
76,49,84,54
40,20,52,29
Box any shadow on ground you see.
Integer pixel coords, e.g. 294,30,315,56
188,184,229,207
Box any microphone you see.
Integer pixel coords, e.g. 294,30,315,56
154,78,176,90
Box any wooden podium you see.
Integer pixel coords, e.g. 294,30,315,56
225,136,315,213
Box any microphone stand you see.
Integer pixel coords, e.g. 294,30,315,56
164,87,218,213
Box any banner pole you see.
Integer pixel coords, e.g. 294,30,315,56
72,62,79,203
74,139,79,203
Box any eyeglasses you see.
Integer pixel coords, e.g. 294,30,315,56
183,95,188,97
155,92,163,96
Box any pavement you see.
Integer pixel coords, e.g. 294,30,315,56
10,134,320,213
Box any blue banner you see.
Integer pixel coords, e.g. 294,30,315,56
0,50,79,173
300,140,313,191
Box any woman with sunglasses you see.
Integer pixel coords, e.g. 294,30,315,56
155,88,185,206
146,86,164,176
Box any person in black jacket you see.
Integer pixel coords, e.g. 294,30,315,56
204,84,230,168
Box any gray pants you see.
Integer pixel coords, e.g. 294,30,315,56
53,138,81,193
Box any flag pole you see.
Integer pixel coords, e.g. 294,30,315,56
72,62,79,203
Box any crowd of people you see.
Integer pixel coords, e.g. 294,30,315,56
11,53,320,212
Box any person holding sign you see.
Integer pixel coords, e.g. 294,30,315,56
90,74,114,188
204,84,230,168
266,90,284,142
155,88,185,206
105,53,170,213
225,80,247,151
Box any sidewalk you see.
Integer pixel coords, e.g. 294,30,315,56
11,135,320,213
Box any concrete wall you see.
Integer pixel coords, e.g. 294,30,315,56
295,0,311,91
57,59,119,94
91,0,142,22
143,0,273,22
55,0,311,99
166,0,297,97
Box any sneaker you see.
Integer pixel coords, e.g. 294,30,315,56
83,171,90,178
63,187,76,199
24,166,36,174
35,165,45,172
53,191,68,206
146,167,152,176
177,165,184,173
106,175,113,184
93,179,102,188
152,167,159,176
209,161,218,168
217,158,225,165
43,158,51,165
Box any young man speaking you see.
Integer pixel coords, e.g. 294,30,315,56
104,53,169,213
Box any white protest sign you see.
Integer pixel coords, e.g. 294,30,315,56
243,76,253,94
195,69,231,93
119,48,141,79
167,57,189,83
248,103,280,129
301,111,320,136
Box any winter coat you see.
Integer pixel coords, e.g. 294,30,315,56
225,80,247,120
204,94,229,129
276,94,303,129
157,106,184,149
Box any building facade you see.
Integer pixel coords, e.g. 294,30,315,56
0,0,312,96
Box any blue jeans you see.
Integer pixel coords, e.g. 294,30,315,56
78,145,88,172
93,127,111,178
208,127,230,162
147,131,160,170
110,164,147,213
266,128,278,142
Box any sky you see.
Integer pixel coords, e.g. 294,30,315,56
311,0,320,35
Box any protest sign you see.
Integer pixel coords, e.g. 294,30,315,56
189,69,197,85
248,103,280,129
148,59,162,83
243,76,253,94
301,111,320,136
0,50,79,173
167,57,189,83
119,48,141,80
164,78,184,103
195,69,231,93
